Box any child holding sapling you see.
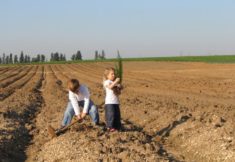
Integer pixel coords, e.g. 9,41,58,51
103,67,122,132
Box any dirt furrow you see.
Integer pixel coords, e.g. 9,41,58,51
0,66,39,101
0,66,33,88
1,62,235,161
0,66,25,82
25,65,68,162
51,65,70,88
0,65,44,162
0,67,12,73
23,63,166,161
120,62,235,161
71,63,104,79
64,64,101,86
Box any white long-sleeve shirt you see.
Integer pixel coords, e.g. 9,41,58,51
104,80,119,104
69,85,90,115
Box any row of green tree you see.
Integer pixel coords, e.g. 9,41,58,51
0,51,47,64
0,50,107,64
95,50,106,60
50,52,66,61
71,50,106,60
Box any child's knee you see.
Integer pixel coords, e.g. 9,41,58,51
90,105,98,113
65,110,73,118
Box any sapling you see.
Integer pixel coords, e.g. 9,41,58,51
113,50,123,95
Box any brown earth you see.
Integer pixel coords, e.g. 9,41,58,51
0,61,235,162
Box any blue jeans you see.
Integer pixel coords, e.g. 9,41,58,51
62,100,99,126
105,104,121,130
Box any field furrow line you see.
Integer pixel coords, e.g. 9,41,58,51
0,65,44,162
0,66,21,76
49,65,69,89
25,65,68,161
71,63,104,78
0,66,26,82
54,65,70,79
0,66,33,88
0,66,39,101
0,67,12,73
64,64,101,85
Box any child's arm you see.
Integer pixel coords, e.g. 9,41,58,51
106,78,120,89
69,91,82,119
81,86,90,117
82,98,90,118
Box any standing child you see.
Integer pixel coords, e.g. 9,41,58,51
61,79,100,128
103,67,122,132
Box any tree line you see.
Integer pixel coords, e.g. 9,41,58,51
0,50,107,65
0,51,47,64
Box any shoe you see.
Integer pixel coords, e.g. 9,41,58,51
109,128,117,132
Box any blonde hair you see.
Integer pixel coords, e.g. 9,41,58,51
103,67,115,81
67,79,80,93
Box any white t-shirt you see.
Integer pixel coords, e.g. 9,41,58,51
69,84,90,115
104,80,119,104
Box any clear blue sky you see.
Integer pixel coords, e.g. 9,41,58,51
1,0,235,59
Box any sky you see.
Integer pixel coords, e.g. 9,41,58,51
1,0,235,59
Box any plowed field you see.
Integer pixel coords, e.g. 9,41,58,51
0,62,235,162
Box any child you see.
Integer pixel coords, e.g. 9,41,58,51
61,79,99,127
103,67,122,132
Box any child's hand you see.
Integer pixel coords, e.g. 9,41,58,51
81,113,87,119
76,114,83,122
115,78,120,83
117,84,122,88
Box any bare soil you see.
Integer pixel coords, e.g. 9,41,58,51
0,62,235,162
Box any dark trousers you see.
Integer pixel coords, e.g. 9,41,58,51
105,104,121,130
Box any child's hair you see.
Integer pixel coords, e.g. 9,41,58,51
68,79,80,93
103,67,115,81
